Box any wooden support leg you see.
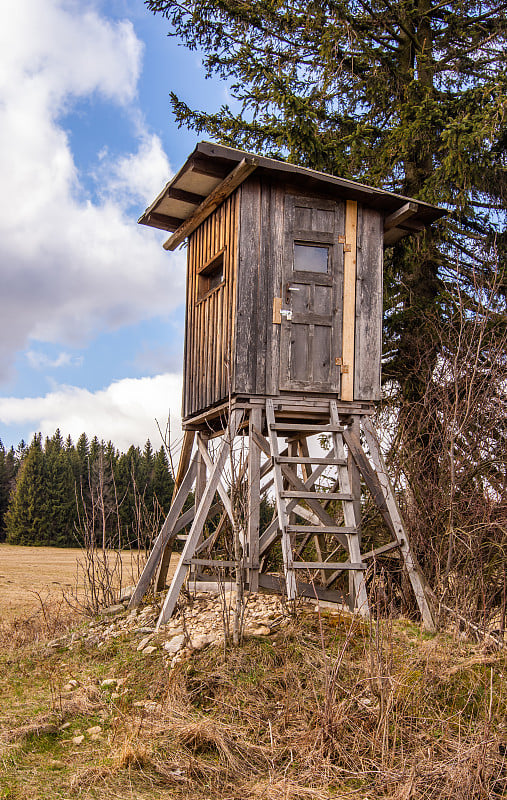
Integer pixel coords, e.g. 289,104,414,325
156,410,242,627
247,405,262,591
189,433,208,581
128,456,198,609
155,429,195,592
361,417,435,631
347,415,362,609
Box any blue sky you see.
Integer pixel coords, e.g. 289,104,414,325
0,0,231,453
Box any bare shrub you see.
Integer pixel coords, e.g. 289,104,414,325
376,262,506,632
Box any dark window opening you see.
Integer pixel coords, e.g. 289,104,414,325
294,243,329,273
198,250,225,300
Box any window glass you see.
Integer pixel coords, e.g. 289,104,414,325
294,243,329,273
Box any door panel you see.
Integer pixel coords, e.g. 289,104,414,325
280,196,344,392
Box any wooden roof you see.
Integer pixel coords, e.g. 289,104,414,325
138,141,446,249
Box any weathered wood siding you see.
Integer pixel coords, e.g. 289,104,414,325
183,194,238,418
183,176,383,419
234,177,285,397
354,206,383,400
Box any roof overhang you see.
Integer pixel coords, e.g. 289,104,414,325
139,141,446,250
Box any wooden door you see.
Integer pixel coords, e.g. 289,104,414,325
280,195,344,392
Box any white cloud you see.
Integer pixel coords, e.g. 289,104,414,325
96,134,172,210
0,373,184,453
0,0,184,381
26,351,83,370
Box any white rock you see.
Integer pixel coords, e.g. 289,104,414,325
86,726,102,735
120,585,135,602
137,635,154,651
142,645,157,654
191,633,215,651
163,634,185,654
72,735,85,745
248,624,271,636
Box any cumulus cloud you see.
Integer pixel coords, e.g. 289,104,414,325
0,0,184,381
0,373,184,453
96,134,172,210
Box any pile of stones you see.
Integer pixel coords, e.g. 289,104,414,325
48,589,312,670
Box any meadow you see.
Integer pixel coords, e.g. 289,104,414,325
0,544,153,621
0,545,505,800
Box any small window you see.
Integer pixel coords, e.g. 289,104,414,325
294,243,329,273
198,251,225,300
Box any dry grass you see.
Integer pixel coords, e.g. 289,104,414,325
0,596,505,800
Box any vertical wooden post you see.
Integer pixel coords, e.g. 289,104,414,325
341,200,358,402
195,432,208,505
190,432,208,582
266,399,297,600
247,404,262,591
347,415,362,606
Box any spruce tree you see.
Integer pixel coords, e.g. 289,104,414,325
0,441,14,540
44,432,78,546
151,446,174,513
6,434,48,545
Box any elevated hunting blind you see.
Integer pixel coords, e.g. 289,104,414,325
131,142,445,629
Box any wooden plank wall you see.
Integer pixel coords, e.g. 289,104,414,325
183,194,238,418
235,177,285,398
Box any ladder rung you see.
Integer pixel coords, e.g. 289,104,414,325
270,423,345,433
287,525,357,535
293,561,365,570
281,491,353,501
275,456,347,466
186,558,236,567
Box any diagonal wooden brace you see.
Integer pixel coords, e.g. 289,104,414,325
128,455,198,609
361,417,435,631
156,409,242,627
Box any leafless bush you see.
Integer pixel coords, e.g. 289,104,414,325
70,454,161,614
377,262,506,632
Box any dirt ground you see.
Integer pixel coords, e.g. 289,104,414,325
0,544,173,620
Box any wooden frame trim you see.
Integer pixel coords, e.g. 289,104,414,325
163,157,258,251
341,200,358,402
197,246,226,275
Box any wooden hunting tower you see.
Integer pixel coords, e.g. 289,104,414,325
132,142,444,629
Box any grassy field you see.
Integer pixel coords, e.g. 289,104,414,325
0,544,175,621
0,547,506,799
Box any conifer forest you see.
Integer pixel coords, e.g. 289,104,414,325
0,432,175,550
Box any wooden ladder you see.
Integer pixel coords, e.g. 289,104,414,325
265,398,369,614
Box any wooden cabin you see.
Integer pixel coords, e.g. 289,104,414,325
139,142,444,427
